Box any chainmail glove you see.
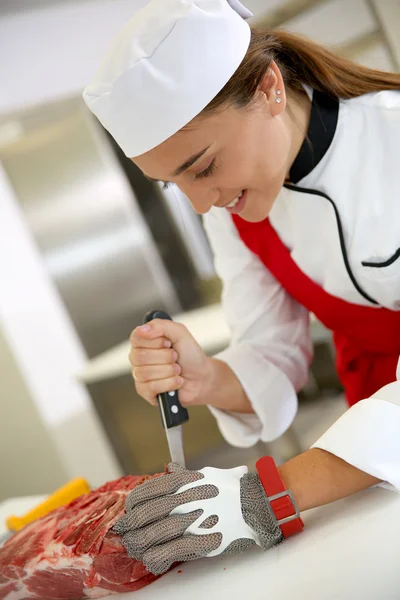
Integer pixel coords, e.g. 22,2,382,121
113,462,284,575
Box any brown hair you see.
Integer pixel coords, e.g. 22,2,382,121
203,29,400,113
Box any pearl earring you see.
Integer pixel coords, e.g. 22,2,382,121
276,90,282,103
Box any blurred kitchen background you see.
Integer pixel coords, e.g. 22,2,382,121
0,0,399,501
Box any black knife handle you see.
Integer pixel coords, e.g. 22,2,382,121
143,310,189,428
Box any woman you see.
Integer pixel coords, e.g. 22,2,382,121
83,0,400,576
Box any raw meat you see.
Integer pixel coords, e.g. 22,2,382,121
0,474,164,600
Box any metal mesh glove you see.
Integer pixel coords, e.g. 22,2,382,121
113,463,283,575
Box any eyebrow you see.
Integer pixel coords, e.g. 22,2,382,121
144,146,210,184
172,146,210,177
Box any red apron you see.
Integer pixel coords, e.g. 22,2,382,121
232,215,400,407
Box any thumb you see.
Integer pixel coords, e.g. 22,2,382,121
133,319,183,340
148,319,190,345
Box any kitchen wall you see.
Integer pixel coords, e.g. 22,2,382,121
0,0,274,118
0,0,148,116
0,163,122,493
0,0,398,122
0,325,68,501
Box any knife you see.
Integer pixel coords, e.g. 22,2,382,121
143,310,189,467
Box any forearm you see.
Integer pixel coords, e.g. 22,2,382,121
278,448,381,512
202,363,383,510
201,357,254,413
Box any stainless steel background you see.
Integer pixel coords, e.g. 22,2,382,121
1,97,187,357
0,95,225,474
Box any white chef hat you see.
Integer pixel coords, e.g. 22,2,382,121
82,0,253,157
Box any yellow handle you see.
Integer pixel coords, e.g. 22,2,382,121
6,478,90,532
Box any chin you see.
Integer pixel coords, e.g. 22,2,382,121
240,202,272,223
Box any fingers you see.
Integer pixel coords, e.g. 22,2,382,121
135,376,184,405
167,462,187,475
115,464,188,530
129,344,181,405
142,531,222,575
129,319,194,407
133,363,181,383
118,469,203,517
121,510,203,560
130,331,172,350
130,347,178,367
131,319,188,346
121,483,219,530
133,364,182,404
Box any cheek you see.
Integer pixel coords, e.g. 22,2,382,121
257,117,290,178
221,116,290,190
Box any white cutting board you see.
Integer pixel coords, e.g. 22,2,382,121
114,487,400,600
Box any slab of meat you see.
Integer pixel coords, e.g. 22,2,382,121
0,474,164,600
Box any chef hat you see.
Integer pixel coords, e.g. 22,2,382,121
82,0,253,157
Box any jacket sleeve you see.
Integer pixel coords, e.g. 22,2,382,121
311,378,400,492
202,208,313,448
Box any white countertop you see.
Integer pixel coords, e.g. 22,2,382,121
77,303,331,385
117,487,400,600
3,488,398,598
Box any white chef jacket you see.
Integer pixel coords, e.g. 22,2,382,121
202,88,400,491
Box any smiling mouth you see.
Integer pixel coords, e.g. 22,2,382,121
225,190,244,209
216,190,245,210
220,189,248,215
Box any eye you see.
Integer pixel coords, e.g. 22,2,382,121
194,160,216,181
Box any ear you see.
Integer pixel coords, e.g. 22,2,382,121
257,61,286,116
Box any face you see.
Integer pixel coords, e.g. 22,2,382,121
133,68,295,223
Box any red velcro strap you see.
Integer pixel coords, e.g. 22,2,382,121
256,456,304,538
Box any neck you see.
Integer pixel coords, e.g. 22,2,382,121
284,89,312,182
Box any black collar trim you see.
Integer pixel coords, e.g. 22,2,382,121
289,90,339,184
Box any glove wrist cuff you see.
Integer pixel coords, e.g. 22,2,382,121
256,456,304,538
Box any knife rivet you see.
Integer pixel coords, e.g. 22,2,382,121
171,405,179,414
168,391,175,396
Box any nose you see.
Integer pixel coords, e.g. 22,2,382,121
178,182,219,215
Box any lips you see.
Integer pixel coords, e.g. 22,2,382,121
226,190,244,209
225,189,247,215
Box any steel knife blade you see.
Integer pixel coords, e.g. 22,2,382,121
144,310,189,467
